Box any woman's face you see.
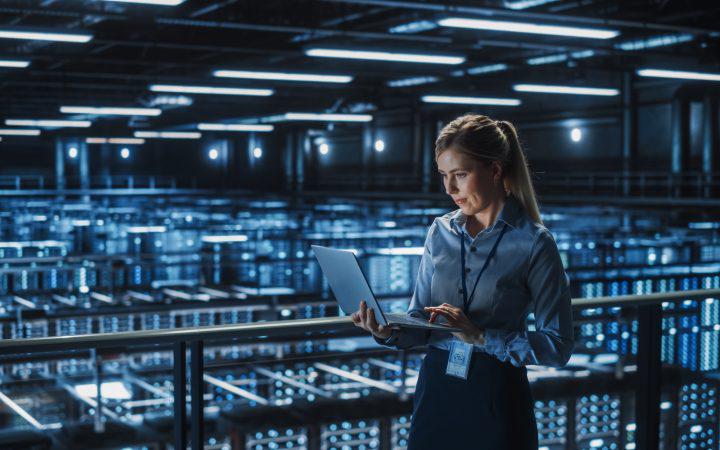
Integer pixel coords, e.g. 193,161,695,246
437,147,502,216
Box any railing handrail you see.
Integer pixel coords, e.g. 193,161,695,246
1,288,718,356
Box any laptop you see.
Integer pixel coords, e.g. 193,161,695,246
312,245,459,332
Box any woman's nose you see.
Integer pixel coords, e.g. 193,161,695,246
445,179,458,195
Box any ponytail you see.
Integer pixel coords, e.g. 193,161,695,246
496,121,542,224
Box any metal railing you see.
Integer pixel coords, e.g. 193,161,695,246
0,288,719,449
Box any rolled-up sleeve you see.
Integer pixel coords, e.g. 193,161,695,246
374,222,436,349
483,229,574,367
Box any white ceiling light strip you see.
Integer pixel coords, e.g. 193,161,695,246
0,60,30,68
93,0,185,5
636,68,720,82
0,129,41,136
437,18,619,39
274,113,373,122
212,70,353,83
422,95,521,106
0,29,93,43
86,137,146,144
134,131,201,139
149,84,274,96
60,106,162,116
305,48,465,65
5,119,92,128
513,84,619,96
198,123,274,132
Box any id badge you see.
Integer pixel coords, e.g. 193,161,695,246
446,339,473,380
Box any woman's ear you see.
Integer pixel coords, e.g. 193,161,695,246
492,161,503,185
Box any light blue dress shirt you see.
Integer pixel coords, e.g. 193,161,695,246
378,194,574,368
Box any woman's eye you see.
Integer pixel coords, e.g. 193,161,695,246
456,173,467,179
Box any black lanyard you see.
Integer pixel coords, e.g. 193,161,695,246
460,222,508,314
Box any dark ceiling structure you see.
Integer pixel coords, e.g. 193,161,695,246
0,0,718,136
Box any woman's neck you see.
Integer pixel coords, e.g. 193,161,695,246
467,194,506,236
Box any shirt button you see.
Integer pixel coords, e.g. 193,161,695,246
458,288,463,293
465,268,471,273
470,246,477,252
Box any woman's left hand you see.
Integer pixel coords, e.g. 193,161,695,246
424,303,485,345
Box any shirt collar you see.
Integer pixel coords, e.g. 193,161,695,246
450,193,523,235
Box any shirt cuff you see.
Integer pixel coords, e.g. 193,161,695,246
483,328,506,356
373,330,399,347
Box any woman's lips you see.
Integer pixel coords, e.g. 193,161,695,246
455,198,466,205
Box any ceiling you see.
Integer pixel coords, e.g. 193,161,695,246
0,0,718,135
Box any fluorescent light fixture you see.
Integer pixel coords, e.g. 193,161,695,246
0,128,41,136
127,226,167,233
305,48,465,65
377,247,425,256
95,0,185,5
149,84,273,96
466,63,508,75
527,53,567,65
388,20,438,34
120,148,130,159
110,138,145,144
198,123,274,132
616,34,693,51
252,147,262,158
636,68,720,82
201,234,248,243
513,84,619,96
387,76,439,88
60,106,162,116
318,143,330,155
134,131,201,139
74,381,132,400
422,95,522,106
86,137,145,144
0,59,30,68
6,119,92,128
272,113,373,122
0,29,93,43
212,70,353,84
527,50,594,66
437,18,619,39
504,0,561,9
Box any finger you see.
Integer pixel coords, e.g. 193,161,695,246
427,308,453,320
441,303,460,313
367,308,380,331
358,301,367,322
429,311,437,323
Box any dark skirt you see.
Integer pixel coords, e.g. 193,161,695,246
408,346,538,450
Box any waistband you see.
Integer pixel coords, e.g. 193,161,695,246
426,345,526,373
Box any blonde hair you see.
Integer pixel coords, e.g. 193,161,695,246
435,114,542,224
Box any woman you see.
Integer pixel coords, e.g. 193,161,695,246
351,114,574,449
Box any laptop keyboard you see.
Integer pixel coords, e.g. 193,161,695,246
386,313,432,326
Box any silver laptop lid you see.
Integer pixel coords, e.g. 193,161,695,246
311,245,388,326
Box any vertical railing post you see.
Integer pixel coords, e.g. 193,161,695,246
190,340,204,450
174,341,187,450
92,349,105,433
636,304,662,450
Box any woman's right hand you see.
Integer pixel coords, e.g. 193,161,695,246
351,300,392,340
